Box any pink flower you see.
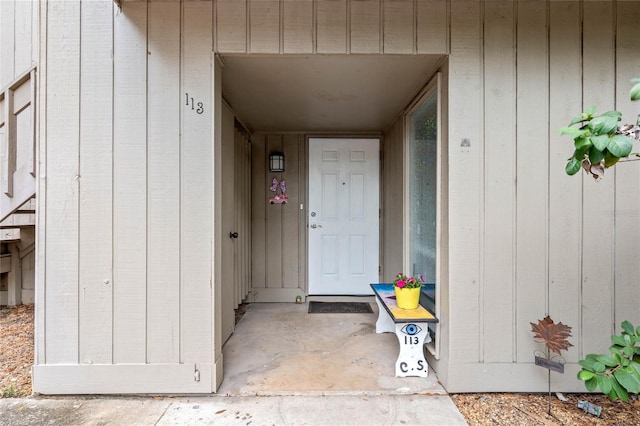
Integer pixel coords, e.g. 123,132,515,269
419,274,425,283
397,280,406,288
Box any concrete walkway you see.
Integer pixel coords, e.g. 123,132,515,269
0,302,467,425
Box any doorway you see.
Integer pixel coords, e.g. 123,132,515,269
307,138,380,295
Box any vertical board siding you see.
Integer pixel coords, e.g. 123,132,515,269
147,1,181,364
45,0,80,364
382,117,403,282
78,0,113,365
35,0,47,365
113,2,147,364
265,134,283,287
283,0,313,54
249,0,280,53
251,132,305,293
482,0,515,363
350,0,380,54
281,134,300,288
0,0,16,89
416,0,448,54
251,133,267,289
581,1,615,356
515,1,548,363
382,0,414,54
214,0,450,55
181,1,213,363
316,0,348,54
614,1,640,331
448,0,482,364
215,0,247,53
548,1,582,364
13,0,33,76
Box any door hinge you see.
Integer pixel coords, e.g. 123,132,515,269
194,367,201,382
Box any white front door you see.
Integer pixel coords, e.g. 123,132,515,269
308,138,380,295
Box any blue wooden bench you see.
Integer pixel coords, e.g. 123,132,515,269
370,283,439,378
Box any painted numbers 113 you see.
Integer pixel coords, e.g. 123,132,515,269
185,93,204,114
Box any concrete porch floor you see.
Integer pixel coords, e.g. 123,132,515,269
218,301,447,396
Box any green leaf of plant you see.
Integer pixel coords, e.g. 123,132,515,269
585,105,597,116
622,321,635,335
597,374,613,394
596,354,618,368
636,325,640,336
590,135,610,151
561,126,587,139
578,370,595,381
593,361,606,373
626,365,640,383
570,116,589,126
622,357,631,367
630,361,640,378
631,82,640,101
609,389,618,401
612,335,627,346
585,377,598,392
624,346,635,357
625,334,632,345
579,358,596,371
608,135,634,158
574,137,592,151
611,377,629,402
566,157,582,175
589,115,620,135
601,110,622,119
614,369,640,394
589,148,606,165
605,150,621,168
610,344,622,352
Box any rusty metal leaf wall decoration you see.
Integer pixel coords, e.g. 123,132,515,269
530,316,573,355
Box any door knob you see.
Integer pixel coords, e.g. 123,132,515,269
310,224,317,229
229,231,239,239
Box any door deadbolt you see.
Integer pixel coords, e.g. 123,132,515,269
230,231,239,239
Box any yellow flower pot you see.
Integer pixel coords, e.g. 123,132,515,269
394,286,421,310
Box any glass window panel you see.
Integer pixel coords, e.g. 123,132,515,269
408,89,437,309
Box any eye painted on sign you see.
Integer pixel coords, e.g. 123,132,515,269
400,324,422,336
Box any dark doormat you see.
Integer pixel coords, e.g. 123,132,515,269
308,301,373,314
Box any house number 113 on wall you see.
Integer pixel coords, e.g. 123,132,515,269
185,93,204,114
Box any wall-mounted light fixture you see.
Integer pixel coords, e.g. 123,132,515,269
269,152,285,172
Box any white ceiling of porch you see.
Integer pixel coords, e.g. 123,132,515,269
220,55,443,133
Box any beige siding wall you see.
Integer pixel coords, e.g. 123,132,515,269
0,0,37,89
34,1,217,393
250,132,306,302
436,0,640,392
214,0,449,55
31,0,640,395
382,118,403,282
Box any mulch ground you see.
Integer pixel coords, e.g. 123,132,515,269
0,304,33,397
2,304,640,424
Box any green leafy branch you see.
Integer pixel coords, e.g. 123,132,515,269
577,321,640,402
562,78,640,179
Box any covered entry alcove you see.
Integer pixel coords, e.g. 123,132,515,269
32,0,449,394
